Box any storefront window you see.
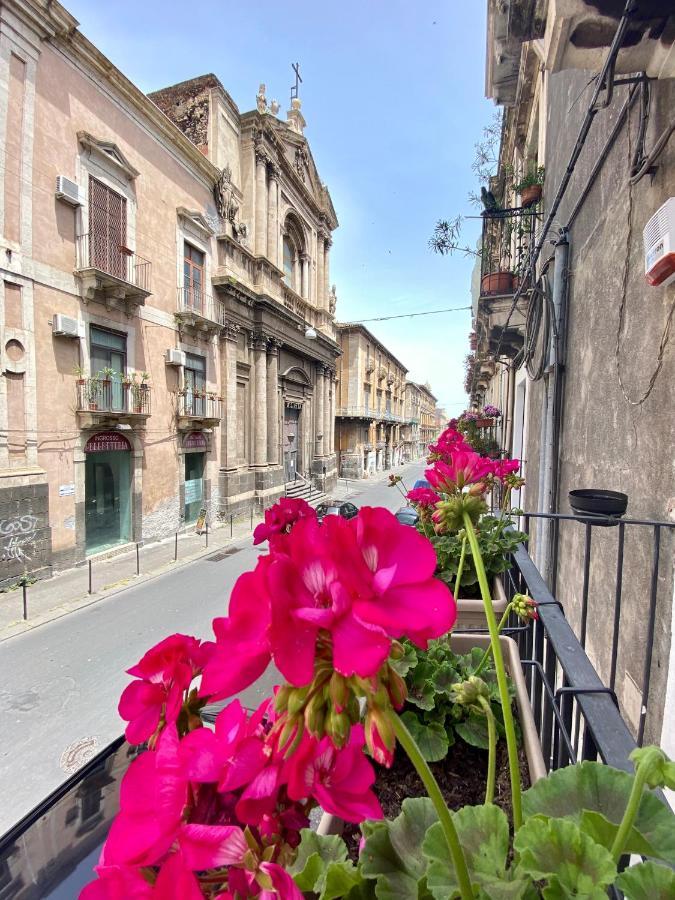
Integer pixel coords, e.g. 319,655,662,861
184,452,204,524
85,444,131,554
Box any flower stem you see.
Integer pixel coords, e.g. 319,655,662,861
388,709,474,900
609,750,656,862
474,603,514,677
463,512,522,830
454,535,468,598
478,695,496,804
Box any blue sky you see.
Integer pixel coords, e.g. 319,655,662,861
65,0,494,413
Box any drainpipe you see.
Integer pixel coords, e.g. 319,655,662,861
504,361,516,456
538,230,569,584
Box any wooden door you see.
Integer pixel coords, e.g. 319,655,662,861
89,176,127,280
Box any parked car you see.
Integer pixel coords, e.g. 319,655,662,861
395,505,419,527
413,478,431,490
315,500,359,523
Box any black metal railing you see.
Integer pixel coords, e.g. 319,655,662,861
76,234,151,292
519,511,674,748
76,377,151,416
176,286,226,325
479,207,538,297
176,391,222,421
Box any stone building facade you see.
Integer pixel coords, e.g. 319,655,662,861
334,324,407,478
475,0,675,744
417,383,438,449
0,0,339,584
401,381,423,461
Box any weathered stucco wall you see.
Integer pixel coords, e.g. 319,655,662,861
525,69,675,742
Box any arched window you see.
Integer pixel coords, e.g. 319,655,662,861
283,235,295,287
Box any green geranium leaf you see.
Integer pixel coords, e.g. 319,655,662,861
522,760,675,863
400,712,450,762
423,804,526,900
455,713,490,750
431,661,459,696
289,828,348,892
322,860,367,900
615,861,675,899
514,816,616,898
360,797,436,899
390,643,418,677
407,682,436,711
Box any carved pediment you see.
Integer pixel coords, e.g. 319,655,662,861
78,132,139,180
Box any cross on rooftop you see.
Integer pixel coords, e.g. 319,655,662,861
291,62,302,101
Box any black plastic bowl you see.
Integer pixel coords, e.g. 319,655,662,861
569,489,628,519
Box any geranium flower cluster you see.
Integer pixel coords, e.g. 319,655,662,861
482,404,501,418
82,500,457,899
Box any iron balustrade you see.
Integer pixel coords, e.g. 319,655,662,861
76,378,151,416
336,406,379,420
176,286,226,325
176,391,223,421
479,207,538,296
519,511,674,748
76,233,151,292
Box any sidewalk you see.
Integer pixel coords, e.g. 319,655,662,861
0,472,371,642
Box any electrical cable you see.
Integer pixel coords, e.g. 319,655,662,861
341,305,472,325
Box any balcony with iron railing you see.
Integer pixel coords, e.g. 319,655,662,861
76,376,151,426
175,286,226,337
336,406,379,421
175,390,223,430
75,234,151,309
479,206,538,300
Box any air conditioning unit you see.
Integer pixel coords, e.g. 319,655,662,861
52,313,83,338
55,175,82,207
165,348,186,366
644,197,675,287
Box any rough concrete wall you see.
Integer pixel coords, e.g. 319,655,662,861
148,75,220,153
526,69,675,742
0,481,51,587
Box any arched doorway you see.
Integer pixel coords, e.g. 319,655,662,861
84,431,132,553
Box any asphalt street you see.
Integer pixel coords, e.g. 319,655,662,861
0,461,425,834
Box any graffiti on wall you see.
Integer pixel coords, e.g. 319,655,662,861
0,514,38,563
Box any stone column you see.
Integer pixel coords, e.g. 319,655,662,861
323,236,332,311
267,165,279,268
221,323,240,469
252,334,268,466
329,372,336,454
314,364,324,455
300,253,310,300
323,367,332,459
255,149,268,257
316,234,325,309
266,339,280,465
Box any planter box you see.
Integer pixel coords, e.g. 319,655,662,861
318,633,546,837
481,271,514,295
475,417,494,428
456,576,508,631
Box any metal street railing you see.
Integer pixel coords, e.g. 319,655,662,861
76,378,151,416
176,286,226,325
176,391,222,421
76,234,151,292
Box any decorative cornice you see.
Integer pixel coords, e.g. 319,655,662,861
251,332,269,352
77,131,140,180
222,322,240,342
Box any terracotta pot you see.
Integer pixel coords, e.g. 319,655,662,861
475,417,494,428
481,271,514,295
89,403,98,411
317,632,547,836
520,184,542,207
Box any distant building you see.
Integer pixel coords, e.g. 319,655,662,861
334,324,408,477
0,0,339,584
402,381,423,461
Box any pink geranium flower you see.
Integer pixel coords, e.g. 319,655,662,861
286,725,382,822
406,487,441,507
425,450,494,492
118,634,208,745
253,497,316,547
492,457,520,479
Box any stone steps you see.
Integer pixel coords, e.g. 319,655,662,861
284,478,326,506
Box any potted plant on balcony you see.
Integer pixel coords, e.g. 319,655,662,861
514,164,545,208
86,374,101,410
73,364,86,386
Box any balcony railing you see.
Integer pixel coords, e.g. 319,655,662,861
176,391,222,422
76,234,151,294
479,207,538,297
336,406,379,420
76,377,151,417
176,286,226,326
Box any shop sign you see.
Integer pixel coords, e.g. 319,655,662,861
195,508,207,535
84,431,131,453
184,431,207,450
185,478,203,504
59,483,75,496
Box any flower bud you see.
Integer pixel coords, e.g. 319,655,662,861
365,706,395,766
389,640,405,660
512,593,538,622
325,708,351,748
328,672,350,713
386,669,407,710
277,714,300,751
273,685,293,714
304,692,326,738
450,675,489,708
287,685,309,717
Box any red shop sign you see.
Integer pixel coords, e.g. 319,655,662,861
184,431,207,450
84,431,132,453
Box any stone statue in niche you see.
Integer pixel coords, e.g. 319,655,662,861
294,146,309,183
214,165,247,242
256,83,267,114
329,284,337,315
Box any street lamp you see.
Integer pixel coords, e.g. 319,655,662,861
304,326,317,339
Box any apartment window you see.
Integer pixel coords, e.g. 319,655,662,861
90,326,126,376
184,352,206,416
184,242,205,311
283,236,296,289
88,176,127,279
